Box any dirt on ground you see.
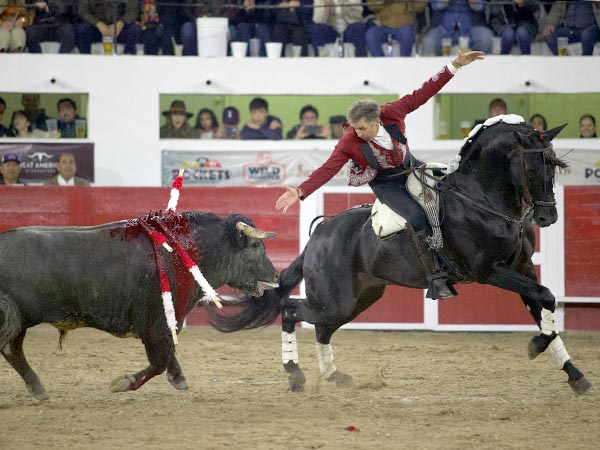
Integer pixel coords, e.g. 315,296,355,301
1,324,599,450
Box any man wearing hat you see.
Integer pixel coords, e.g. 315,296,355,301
0,153,26,185
160,100,195,138
329,114,346,139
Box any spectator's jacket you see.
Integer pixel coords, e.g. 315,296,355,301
240,115,283,140
366,0,426,29
157,0,196,23
297,65,454,198
489,0,539,36
78,0,138,25
313,0,363,29
545,0,600,28
26,0,77,26
430,0,489,34
44,175,89,186
0,124,13,137
272,0,312,29
232,0,273,26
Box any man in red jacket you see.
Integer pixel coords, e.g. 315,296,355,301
276,50,484,299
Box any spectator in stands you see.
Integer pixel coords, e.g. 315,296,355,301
489,0,539,55
0,153,25,185
44,151,90,185
25,0,77,53
222,106,241,139
0,0,29,52
21,93,49,131
422,0,493,56
287,104,330,139
365,0,426,57
579,114,597,138
230,0,274,57
543,0,600,56
312,0,367,57
139,0,174,56
329,114,346,139
474,97,507,126
241,97,282,140
76,0,141,55
0,97,14,137
160,100,195,138
194,108,223,139
529,113,547,131
56,98,81,138
9,110,33,138
271,0,313,57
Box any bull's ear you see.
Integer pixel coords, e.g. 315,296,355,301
544,123,567,141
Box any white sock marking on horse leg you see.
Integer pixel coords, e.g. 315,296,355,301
281,332,298,364
548,336,571,369
316,342,336,379
540,308,556,335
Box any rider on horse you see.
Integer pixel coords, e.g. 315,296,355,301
275,50,485,300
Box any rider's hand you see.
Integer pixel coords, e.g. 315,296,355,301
453,50,485,68
275,187,300,213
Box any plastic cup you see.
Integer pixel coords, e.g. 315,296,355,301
75,119,87,139
175,44,183,56
460,120,472,139
441,37,452,56
230,41,248,58
557,37,569,56
458,35,470,53
46,118,58,137
291,45,302,57
265,42,283,58
492,36,501,55
135,43,144,55
102,36,113,55
249,38,260,57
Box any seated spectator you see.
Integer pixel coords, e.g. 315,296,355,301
241,97,282,140
543,0,600,56
0,153,25,185
489,0,539,55
194,108,223,139
222,106,241,139
312,0,366,57
579,114,597,138
365,0,425,57
272,1,313,57
287,104,330,139
422,0,493,56
474,97,507,126
0,0,29,52
21,93,49,131
76,0,141,55
56,98,82,138
329,114,346,139
529,113,547,131
44,151,90,185
25,0,77,53
0,97,13,137
9,110,32,138
231,0,274,57
160,100,195,138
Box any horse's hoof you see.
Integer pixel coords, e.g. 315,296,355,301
527,338,541,360
110,374,135,393
327,370,353,388
568,377,593,395
170,379,189,390
288,380,305,393
33,391,49,401
287,373,306,393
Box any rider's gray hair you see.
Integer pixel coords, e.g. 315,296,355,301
347,99,380,125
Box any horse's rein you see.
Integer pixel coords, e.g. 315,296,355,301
510,144,557,208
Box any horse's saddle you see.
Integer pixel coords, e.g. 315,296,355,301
371,163,445,239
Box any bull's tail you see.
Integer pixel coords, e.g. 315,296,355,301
208,252,305,333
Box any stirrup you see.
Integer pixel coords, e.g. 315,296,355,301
426,272,457,300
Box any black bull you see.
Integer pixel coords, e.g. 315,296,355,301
0,211,279,400
209,121,593,395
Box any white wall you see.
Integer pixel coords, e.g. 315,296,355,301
3,54,600,186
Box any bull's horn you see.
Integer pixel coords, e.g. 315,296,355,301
236,222,277,239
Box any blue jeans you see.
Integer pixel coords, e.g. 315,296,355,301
75,21,141,54
366,25,415,57
500,25,533,55
422,25,493,56
311,22,367,57
26,23,75,53
544,25,600,56
235,23,273,56
180,21,197,55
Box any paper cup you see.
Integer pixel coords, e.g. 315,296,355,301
265,42,283,58
230,41,248,58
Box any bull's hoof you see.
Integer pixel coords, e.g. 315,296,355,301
287,372,306,393
568,377,593,395
110,374,135,393
326,370,353,388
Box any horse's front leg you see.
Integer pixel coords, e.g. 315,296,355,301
281,318,306,392
487,266,592,394
315,325,353,388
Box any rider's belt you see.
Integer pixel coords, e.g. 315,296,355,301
374,157,415,180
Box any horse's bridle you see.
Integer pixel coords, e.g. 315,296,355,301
509,144,557,208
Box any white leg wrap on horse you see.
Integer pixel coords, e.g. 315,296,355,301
316,343,336,379
281,332,298,364
548,336,571,369
540,308,556,336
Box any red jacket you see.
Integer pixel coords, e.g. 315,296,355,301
298,65,454,199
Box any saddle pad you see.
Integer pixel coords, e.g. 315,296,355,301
370,199,407,238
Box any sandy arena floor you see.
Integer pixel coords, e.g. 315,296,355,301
1,324,599,450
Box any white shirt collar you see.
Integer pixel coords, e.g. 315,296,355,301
57,175,75,186
372,122,393,150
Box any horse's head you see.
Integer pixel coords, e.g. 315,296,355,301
512,124,569,227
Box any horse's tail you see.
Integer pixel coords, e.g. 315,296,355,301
207,251,305,333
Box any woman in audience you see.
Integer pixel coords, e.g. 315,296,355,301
9,110,32,138
579,114,597,138
529,113,547,131
194,108,223,139
160,100,195,138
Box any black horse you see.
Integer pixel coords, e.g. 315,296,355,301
209,119,592,395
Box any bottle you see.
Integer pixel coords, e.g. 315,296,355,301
438,121,448,140
385,34,394,57
337,34,344,58
103,36,113,55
